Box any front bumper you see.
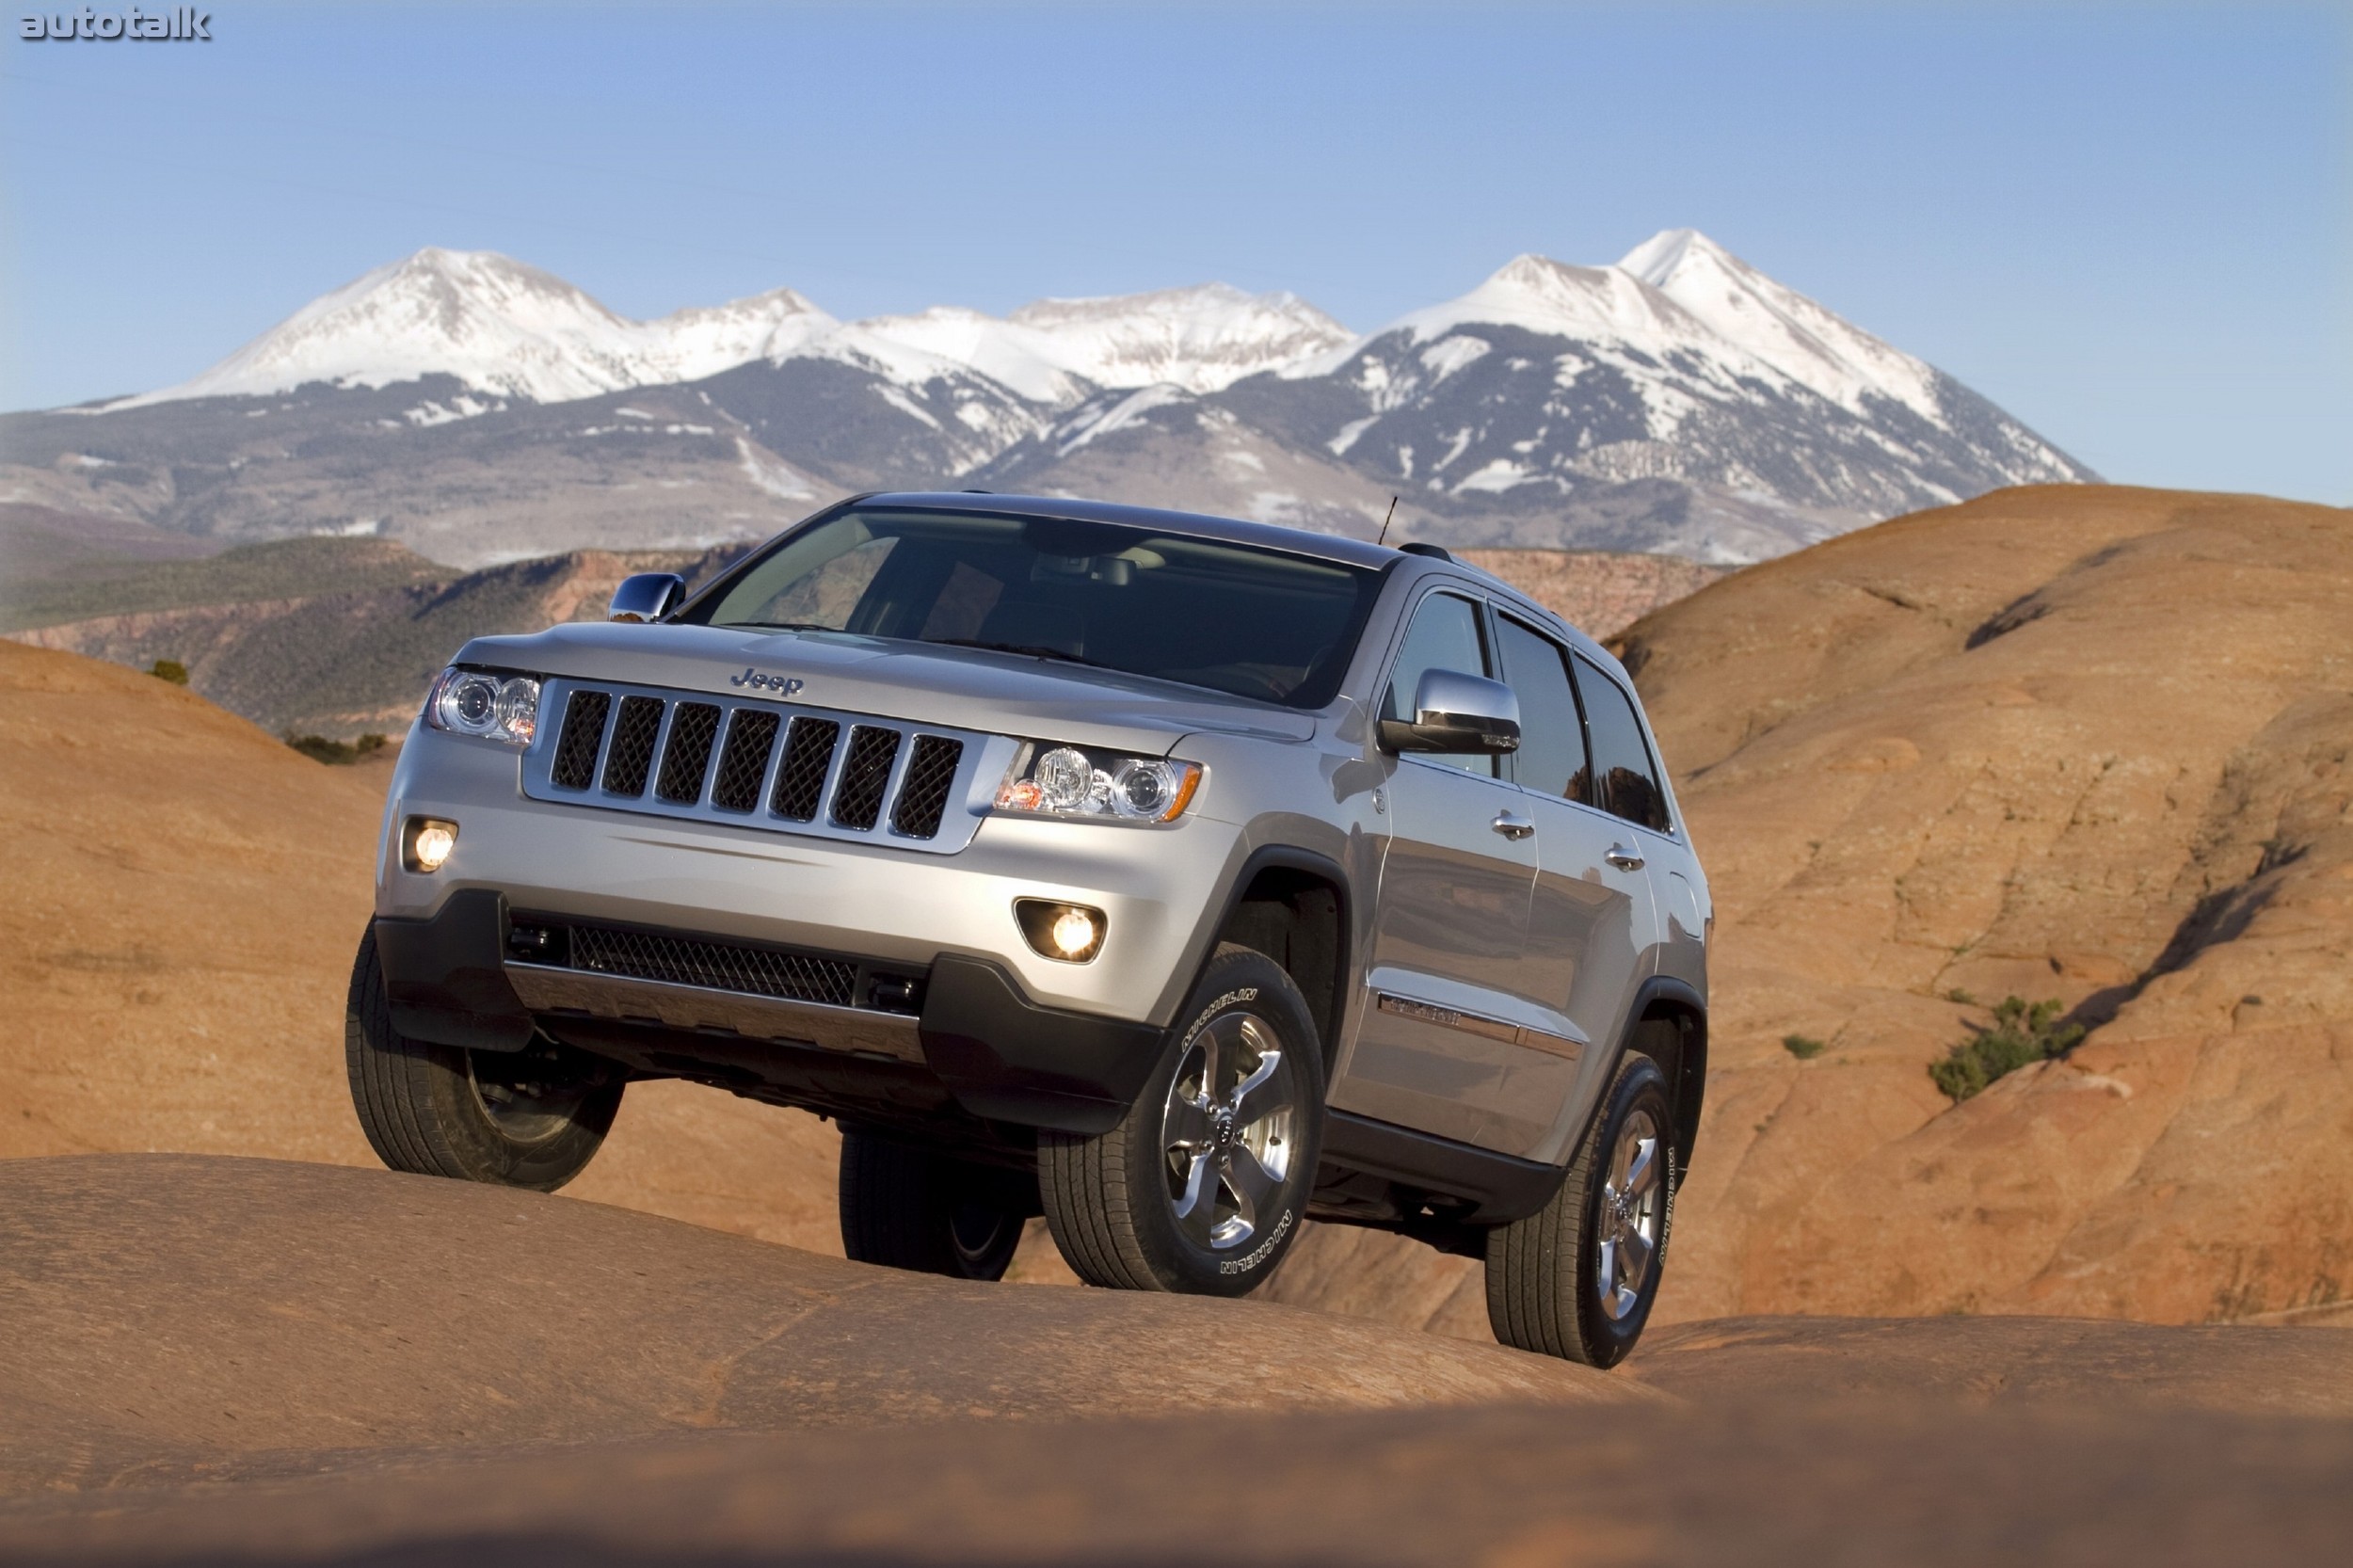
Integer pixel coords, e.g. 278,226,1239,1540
373,890,1165,1134
373,728,1227,1132
379,727,1233,1025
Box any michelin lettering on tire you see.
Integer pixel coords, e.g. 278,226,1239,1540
1220,1208,1293,1275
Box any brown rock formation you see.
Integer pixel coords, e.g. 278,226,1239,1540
1461,547,1727,639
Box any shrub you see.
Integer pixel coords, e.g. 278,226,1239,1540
1782,1033,1827,1061
286,731,389,765
149,659,189,685
1930,996,2086,1101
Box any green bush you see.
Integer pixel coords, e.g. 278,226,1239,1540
1931,996,2086,1101
149,659,189,685
1782,1033,1827,1061
285,731,388,765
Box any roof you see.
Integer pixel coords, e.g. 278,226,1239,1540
859,491,1403,572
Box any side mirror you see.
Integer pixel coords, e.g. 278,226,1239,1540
1378,668,1522,756
609,572,685,623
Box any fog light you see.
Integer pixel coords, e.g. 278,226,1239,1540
1015,898,1106,964
404,816,458,873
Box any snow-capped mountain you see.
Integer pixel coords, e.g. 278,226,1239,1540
113,249,840,408
6,232,2094,568
1009,284,1353,393
992,231,2094,560
110,250,1347,414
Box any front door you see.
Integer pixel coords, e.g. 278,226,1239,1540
1333,589,1543,1152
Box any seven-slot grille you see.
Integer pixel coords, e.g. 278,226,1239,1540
540,682,971,845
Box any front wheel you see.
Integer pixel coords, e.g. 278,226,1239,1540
1484,1052,1676,1366
344,927,624,1192
1039,944,1323,1297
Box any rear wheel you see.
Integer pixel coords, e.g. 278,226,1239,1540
1039,945,1322,1296
344,926,623,1192
1484,1052,1676,1367
837,1129,1026,1281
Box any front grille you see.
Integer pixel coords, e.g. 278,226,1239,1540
773,716,840,822
602,696,664,796
551,690,610,790
568,922,856,1008
710,709,777,813
891,736,965,838
832,725,901,830
656,702,722,804
534,681,975,846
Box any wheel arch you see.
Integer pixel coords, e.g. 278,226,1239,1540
1208,844,1352,1080
1612,975,1707,1171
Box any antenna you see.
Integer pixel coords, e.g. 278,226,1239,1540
1376,495,1399,548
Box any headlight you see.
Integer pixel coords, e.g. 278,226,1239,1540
994,743,1201,823
425,667,541,748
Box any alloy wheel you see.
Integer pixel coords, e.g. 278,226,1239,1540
1595,1107,1665,1320
1160,1012,1297,1250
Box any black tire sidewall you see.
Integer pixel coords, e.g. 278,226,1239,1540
1116,947,1325,1297
1572,1056,1676,1366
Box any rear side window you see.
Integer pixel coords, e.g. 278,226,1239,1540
1495,616,1589,801
1572,655,1670,832
1383,592,1494,776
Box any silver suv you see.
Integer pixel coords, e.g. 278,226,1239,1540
347,492,1710,1366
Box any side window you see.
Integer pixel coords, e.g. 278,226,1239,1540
1495,616,1589,801
1571,655,1670,832
1383,591,1494,776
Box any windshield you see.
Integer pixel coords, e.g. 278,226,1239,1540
681,507,1385,709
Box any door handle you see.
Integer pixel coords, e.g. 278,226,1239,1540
1606,842,1646,871
1491,810,1535,840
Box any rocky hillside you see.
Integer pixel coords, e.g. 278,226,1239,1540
1269,485,2353,1333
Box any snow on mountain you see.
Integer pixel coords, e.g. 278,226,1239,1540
28,231,2095,569
113,249,839,410
113,250,1353,416
1618,229,1942,421
1009,283,1355,393
647,287,839,383
817,309,1089,406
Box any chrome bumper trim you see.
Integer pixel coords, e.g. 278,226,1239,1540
504,962,926,1064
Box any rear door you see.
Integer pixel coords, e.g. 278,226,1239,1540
1333,588,1542,1152
1493,616,1659,1161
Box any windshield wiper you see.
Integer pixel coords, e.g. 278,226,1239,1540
931,637,1112,670
735,620,835,632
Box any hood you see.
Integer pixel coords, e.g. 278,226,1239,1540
456,621,1320,753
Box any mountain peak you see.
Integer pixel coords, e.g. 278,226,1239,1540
1614,228,1732,289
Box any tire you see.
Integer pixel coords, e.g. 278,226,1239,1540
1039,944,1323,1296
344,926,623,1192
838,1129,1026,1282
1485,1051,1676,1367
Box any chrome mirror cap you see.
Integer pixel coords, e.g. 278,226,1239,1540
1378,668,1522,756
609,572,686,623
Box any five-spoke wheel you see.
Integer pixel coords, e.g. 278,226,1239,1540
1041,944,1323,1295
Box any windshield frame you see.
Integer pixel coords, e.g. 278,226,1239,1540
673,500,1395,711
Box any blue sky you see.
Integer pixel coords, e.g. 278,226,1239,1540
2,2,2345,503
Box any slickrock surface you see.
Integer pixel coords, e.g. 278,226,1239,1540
0,1154,1643,1496
0,640,846,1253
4,1154,2351,1567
